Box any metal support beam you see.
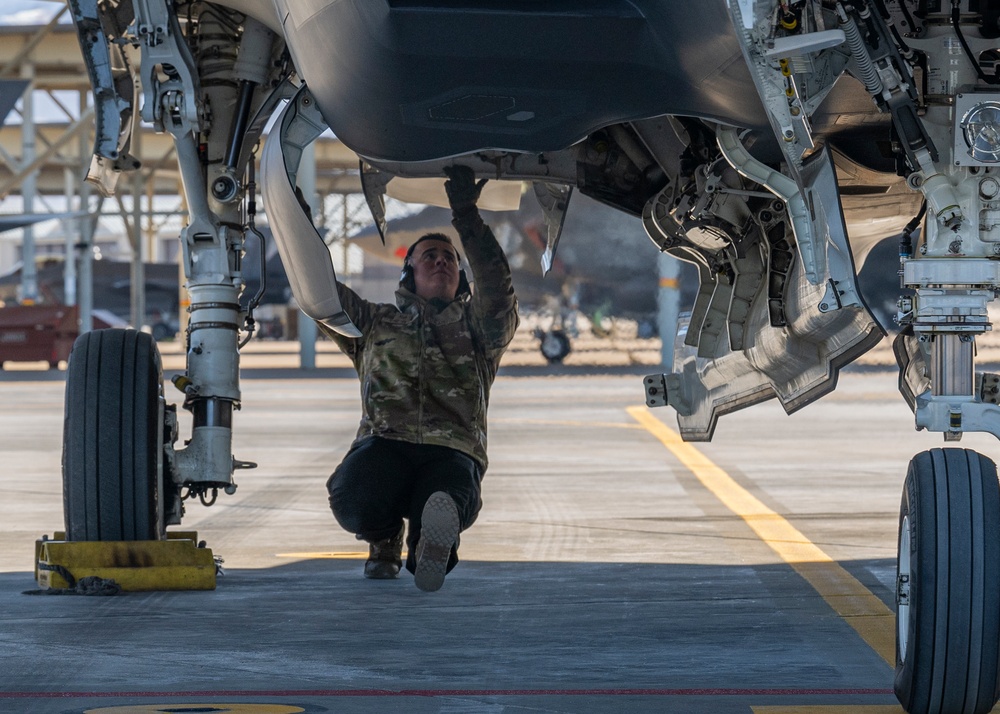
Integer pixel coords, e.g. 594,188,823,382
0,141,20,171
63,165,76,306
0,7,68,78
657,252,681,369
130,117,145,330
0,105,95,198
77,92,93,333
19,63,36,303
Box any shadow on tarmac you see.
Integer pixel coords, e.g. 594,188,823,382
0,558,901,713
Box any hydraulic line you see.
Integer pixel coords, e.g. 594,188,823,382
224,80,256,171
838,3,883,95
951,0,1000,85
240,157,267,348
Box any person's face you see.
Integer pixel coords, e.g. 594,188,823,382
410,239,461,301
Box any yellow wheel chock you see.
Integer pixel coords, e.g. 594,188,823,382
35,531,217,592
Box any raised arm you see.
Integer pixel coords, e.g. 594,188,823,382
445,165,519,354
317,281,377,363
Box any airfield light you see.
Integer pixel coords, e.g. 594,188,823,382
962,101,1000,163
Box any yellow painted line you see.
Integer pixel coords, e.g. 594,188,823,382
750,705,905,714
276,551,411,560
275,551,369,559
627,405,896,666
492,417,644,430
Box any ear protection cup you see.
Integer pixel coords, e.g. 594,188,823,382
399,261,416,293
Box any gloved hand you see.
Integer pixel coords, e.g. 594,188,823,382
294,185,313,223
444,165,488,214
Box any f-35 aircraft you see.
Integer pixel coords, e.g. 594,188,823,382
66,1,1000,711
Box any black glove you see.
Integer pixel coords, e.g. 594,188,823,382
444,165,488,214
294,185,313,223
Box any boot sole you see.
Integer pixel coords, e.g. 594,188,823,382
414,492,460,592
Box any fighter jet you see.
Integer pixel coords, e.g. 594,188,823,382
64,2,1000,711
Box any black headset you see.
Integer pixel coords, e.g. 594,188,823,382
399,264,419,293
400,233,470,296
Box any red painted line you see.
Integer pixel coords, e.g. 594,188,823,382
0,688,895,698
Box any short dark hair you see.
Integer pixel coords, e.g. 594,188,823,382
404,233,458,264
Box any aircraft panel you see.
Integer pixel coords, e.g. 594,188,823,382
276,0,771,161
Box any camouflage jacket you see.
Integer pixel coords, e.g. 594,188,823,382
321,212,519,471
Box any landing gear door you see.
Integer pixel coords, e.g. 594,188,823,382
68,0,141,195
359,161,391,246
532,181,573,275
260,84,360,338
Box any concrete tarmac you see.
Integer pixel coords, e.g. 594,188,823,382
1,362,995,714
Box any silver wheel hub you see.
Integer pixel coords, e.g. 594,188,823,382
897,514,912,660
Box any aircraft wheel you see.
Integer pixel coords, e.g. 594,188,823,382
539,329,571,364
63,329,164,541
894,448,1000,714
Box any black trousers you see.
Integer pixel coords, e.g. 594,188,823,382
327,435,483,574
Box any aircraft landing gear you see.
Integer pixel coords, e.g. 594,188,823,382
894,449,1000,714
536,328,571,364
62,329,165,541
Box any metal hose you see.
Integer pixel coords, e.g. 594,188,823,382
839,4,883,95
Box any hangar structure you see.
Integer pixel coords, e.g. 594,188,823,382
0,14,363,334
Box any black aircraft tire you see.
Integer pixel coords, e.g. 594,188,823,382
63,329,163,541
540,329,571,364
894,448,1000,714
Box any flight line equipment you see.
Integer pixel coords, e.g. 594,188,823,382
35,532,217,592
